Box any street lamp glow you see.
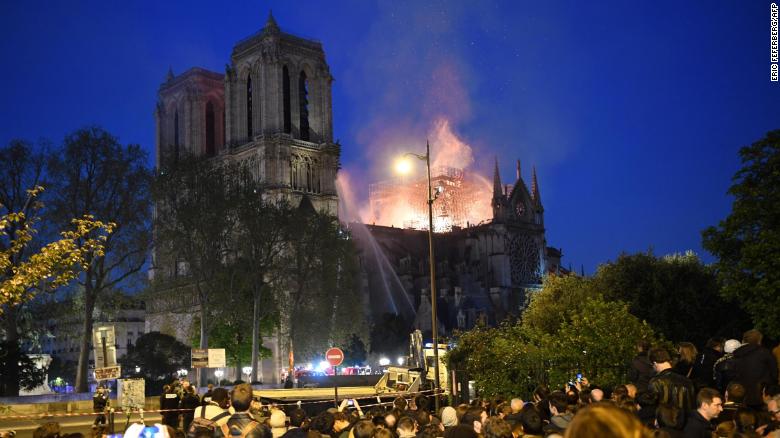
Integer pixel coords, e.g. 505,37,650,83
397,357,405,366
378,357,390,366
394,157,413,175
242,366,252,376
177,368,188,377
317,360,330,372
214,370,224,379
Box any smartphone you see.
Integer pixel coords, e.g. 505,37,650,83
576,373,583,382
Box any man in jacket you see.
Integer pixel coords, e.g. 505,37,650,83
683,388,723,438
648,347,696,416
629,340,654,392
215,383,271,438
732,329,779,409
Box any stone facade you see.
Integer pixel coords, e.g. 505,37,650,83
147,13,340,383
153,13,339,217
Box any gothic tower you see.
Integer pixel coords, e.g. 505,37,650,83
154,12,340,215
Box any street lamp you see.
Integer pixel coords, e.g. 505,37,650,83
395,140,441,411
214,369,224,380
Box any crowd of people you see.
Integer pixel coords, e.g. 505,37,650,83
25,328,780,438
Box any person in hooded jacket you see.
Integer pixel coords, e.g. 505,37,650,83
732,329,778,409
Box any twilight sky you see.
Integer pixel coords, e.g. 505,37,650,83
1,1,778,273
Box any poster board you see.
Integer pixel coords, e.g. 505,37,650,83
118,378,145,410
207,349,226,368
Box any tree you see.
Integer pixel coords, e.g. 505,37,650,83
279,208,367,361
449,274,655,398
703,130,780,338
233,188,293,382
47,126,152,392
151,153,242,381
120,332,190,395
593,251,749,345
1,140,112,396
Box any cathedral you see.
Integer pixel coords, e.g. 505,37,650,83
147,13,566,379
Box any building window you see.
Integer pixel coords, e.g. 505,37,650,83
299,71,310,141
206,101,216,156
246,75,253,138
283,66,291,134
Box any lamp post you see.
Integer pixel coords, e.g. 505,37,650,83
395,140,441,411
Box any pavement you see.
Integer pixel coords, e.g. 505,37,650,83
0,411,163,438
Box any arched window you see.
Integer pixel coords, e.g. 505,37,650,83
299,71,310,141
246,75,253,138
205,101,215,156
282,66,291,134
306,161,312,192
174,110,180,160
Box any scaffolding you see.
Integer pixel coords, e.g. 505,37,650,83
369,166,490,232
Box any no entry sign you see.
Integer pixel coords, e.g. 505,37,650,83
326,347,344,367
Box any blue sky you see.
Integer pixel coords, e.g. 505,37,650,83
1,1,778,272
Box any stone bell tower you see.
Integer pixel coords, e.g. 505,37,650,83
223,12,339,214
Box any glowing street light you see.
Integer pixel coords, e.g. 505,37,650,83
397,357,405,366
214,369,224,379
242,366,252,377
378,357,390,366
394,157,413,175
394,141,442,411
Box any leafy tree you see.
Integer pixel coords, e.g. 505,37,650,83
120,331,190,395
449,274,655,398
1,140,112,396
593,251,749,345
47,126,151,392
151,154,242,381
703,130,780,338
279,209,367,361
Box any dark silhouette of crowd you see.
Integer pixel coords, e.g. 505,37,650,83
23,328,780,438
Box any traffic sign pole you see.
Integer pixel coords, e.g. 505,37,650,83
325,347,344,408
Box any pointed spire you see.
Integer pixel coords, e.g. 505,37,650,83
493,157,503,199
531,165,541,204
581,264,585,276
264,10,280,34
516,159,521,181
166,66,174,82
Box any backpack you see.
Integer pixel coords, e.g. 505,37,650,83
187,407,230,438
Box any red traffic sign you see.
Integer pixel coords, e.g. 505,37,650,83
325,347,344,367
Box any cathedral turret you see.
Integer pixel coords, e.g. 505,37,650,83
516,159,521,181
531,165,542,207
492,158,503,200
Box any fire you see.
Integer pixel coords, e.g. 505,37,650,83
364,118,493,232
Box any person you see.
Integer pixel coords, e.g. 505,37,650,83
692,338,723,388
202,384,215,405
396,416,416,438
460,406,487,435
193,387,231,426
517,406,544,438
440,406,459,434
713,339,742,393
648,347,696,415
732,329,779,409
629,339,654,392
682,388,723,438
269,409,288,438
92,386,109,429
655,404,684,438
215,383,270,438
563,403,652,438
482,417,512,438
181,385,201,432
503,399,523,426
717,382,746,425
281,409,308,438
544,392,573,435
160,384,181,429
673,343,698,380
